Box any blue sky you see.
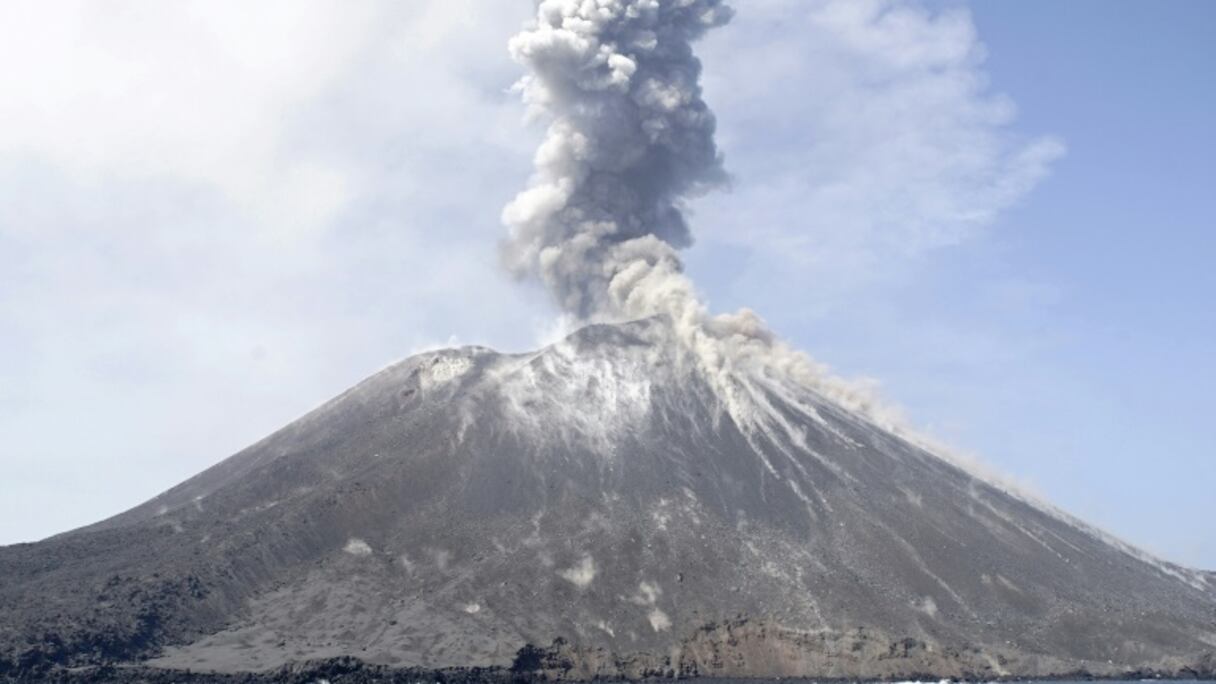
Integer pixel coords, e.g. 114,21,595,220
948,0,1216,567
0,1,1212,567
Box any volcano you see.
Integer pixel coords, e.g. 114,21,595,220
2,316,1213,681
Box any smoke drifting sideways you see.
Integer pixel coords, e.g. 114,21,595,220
502,0,975,468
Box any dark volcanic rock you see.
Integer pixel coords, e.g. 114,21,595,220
2,317,1214,679
9,646,1216,684
4,657,523,684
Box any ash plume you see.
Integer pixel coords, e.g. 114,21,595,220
502,0,897,427
503,0,731,321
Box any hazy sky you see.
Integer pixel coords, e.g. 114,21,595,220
1,1,1212,568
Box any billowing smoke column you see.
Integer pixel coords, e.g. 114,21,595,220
503,0,731,323
503,0,903,435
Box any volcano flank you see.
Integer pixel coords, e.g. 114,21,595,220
2,317,1214,681
4,3,1215,680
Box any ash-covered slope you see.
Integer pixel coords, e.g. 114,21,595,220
2,317,1213,680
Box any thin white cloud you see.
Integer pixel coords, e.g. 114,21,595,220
694,0,1064,312
0,0,385,235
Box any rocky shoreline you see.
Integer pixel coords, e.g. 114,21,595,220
7,662,1216,684
5,637,1214,684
